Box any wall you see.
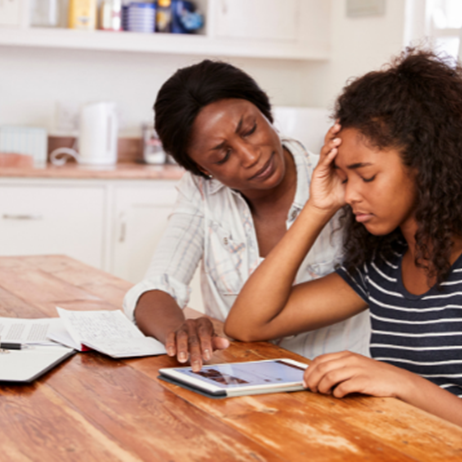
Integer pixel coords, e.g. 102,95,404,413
0,0,411,136
0,46,311,137
301,0,408,111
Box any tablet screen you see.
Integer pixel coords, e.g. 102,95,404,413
173,359,305,389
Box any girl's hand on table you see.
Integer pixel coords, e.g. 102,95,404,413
308,123,346,214
166,317,230,372
303,351,413,399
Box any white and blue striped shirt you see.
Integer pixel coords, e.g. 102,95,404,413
124,139,371,359
338,243,462,397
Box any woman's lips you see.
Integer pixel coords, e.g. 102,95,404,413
250,153,275,181
355,213,373,223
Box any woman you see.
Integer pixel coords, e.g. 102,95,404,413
225,49,462,426
123,60,370,371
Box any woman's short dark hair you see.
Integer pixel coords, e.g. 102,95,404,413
154,60,273,177
336,48,462,285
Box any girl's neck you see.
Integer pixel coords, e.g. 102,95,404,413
400,218,462,295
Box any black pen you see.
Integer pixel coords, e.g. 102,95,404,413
0,342,24,350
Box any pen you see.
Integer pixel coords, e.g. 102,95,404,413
0,342,25,350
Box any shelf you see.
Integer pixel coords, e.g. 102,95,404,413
0,27,330,61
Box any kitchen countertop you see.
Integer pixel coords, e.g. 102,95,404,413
0,161,185,180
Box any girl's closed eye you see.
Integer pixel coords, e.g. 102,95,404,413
362,175,376,183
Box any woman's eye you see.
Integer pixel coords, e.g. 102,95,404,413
244,124,257,137
216,150,231,165
362,175,376,183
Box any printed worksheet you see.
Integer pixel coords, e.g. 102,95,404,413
50,307,166,358
0,317,60,346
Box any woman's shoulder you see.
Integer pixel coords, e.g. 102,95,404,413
282,137,320,172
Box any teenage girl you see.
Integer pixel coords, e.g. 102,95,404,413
225,49,462,427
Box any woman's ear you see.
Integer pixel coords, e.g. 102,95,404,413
197,166,213,179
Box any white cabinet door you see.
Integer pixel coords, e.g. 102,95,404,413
213,0,299,41
0,183,105,268
112,181,204,312
112,182,177,283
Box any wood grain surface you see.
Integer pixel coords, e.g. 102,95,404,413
0,255,461,462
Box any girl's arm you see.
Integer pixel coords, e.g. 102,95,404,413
225,126,368,340
304,351,462,427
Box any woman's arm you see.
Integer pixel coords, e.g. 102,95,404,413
124,174,229,371
304,351,462,427
135,290,228,371
225,125,368,340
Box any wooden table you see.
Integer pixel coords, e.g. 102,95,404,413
0,255,461,462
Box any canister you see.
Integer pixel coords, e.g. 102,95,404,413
68,0,97,30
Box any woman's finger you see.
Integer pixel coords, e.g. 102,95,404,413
196,318,215,361
186,320,203,371
175,325,190,363
165,331,177,357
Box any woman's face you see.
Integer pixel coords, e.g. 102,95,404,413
334,128,417,236
187,99,287,194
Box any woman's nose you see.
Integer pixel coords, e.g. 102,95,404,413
238,143,260,168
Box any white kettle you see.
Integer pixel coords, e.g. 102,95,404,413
51,101,118,167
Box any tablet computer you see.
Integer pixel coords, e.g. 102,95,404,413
158,358,308,398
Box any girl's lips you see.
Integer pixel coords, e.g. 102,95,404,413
355,213,373,223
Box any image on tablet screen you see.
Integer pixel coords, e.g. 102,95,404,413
182,360,305,388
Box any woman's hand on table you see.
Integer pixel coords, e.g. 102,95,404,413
165,317,230,372
303,351,412,399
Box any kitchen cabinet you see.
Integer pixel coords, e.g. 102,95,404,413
0,182,105,268
111,181,177,283
0,177,204,311
0,0,330,60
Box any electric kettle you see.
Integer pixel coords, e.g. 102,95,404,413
50,102,118,167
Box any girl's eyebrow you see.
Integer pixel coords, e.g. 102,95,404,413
346,162,373,169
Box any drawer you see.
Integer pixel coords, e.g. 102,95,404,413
0,185,105,269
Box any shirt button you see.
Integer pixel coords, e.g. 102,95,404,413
223,237,228,245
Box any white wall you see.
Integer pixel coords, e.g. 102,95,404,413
0,0,411,136
301,0,407,110
0,46,312,137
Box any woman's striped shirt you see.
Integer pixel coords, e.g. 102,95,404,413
337,244,462,397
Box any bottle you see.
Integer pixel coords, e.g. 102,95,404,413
100,0,122,31
156,0,172,33
30,0,59,28
68,0,97,30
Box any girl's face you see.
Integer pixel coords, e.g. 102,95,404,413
334,128,417,236
187,99,287,195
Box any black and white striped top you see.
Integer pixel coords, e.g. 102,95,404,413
337,243,462,398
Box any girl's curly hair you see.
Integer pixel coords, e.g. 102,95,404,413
335,48,462,285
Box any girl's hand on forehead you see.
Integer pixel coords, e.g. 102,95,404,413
308,123,345,213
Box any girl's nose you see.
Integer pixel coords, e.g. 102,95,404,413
344,182,361,205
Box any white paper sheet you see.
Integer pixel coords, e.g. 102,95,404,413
55,307,166,358
0,317,61,346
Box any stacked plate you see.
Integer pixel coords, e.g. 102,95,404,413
126,2,156,33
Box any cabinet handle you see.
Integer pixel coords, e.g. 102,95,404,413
2,214,43,220
119,215,126,243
